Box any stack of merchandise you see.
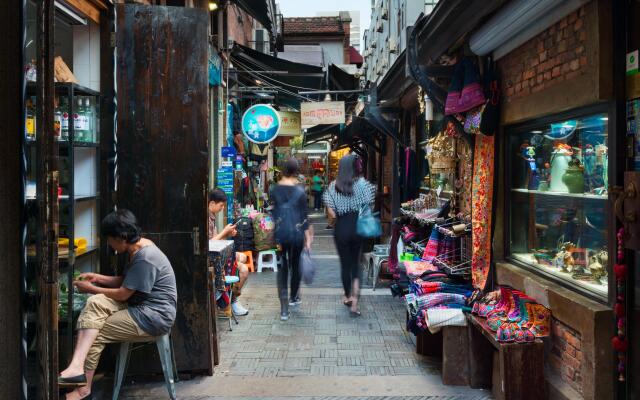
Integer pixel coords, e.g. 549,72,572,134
404,260,472,334
471,286,551,343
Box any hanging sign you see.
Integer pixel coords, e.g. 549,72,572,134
221,146,236,158
209,52,222,86
301,101,345,126
241,104,281,144
278,111,302,136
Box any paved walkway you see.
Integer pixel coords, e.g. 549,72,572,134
120,213,492,400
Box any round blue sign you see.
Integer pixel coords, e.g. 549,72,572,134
241,104,281,144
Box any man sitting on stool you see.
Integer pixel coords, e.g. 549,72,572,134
208,188,250,316
58,209,177,400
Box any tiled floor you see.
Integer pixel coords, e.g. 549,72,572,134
119,214,492,399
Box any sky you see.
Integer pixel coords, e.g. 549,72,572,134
276,0,372,46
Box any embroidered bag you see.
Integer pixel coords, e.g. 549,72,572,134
357,204,382,238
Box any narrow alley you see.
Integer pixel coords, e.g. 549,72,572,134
119,214,491,399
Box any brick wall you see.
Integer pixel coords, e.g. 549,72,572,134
549,318,584,394
499,6,587,103
227,6,254,47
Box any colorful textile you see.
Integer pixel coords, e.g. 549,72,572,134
472,134,495,289
410,280,472,297
388,223,402,277
421,229,442,262
404,261,438,278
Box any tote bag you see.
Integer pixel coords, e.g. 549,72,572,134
357,204,382,238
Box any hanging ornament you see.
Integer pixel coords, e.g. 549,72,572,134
612,228,627,382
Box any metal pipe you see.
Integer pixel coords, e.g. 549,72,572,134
298,89,365,95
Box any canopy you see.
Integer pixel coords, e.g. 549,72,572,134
234,0,277,38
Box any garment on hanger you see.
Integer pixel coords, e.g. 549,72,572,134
402,148,418,202
471,134,495,289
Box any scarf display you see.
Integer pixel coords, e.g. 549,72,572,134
421,229,442,262
403,260,439,278
471,133,495,289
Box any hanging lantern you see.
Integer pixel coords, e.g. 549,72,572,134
424,93,434,121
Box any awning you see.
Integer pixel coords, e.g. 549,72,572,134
349,46,363,65
231,43,326,107
234,0,277,38
327,64,361,103
303,124,341,145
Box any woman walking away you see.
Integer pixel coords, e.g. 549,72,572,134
324,155,375,317
272,158,313,321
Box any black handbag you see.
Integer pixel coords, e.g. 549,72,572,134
479,61,501,136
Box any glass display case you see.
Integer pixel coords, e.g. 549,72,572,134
507,111,609,297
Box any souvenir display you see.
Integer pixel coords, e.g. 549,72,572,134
509,113,609,296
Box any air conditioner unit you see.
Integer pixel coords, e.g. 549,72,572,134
371,41,377,49
227,39,235,49
376,20,383,32
381,7,389,20
389,38,398,53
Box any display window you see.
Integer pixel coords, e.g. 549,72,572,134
507,109,609,297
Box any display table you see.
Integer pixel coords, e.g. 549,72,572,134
466,314,545,400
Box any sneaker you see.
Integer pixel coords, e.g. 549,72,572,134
280,312,290,321
324,225,333,230
289,297,302,306
232,301,249,316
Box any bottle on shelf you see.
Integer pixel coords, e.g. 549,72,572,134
73,97,86,142
54,97,62,140
60,97,69,140
84,98,94,143
25,97,36,141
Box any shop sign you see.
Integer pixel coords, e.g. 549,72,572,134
627,50,639,75
278,111,301,136
300,101,345,126
241,104,281,144
209,52,222,86
221,146,236,158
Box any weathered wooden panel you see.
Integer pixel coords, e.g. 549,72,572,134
116,4,212,374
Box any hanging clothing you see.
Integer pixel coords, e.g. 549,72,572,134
471,134,495,290
402,148,418,202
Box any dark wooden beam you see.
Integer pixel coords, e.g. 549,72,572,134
36,0,59,398
0,0,26,398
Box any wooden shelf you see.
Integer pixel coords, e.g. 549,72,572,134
511,188,607,200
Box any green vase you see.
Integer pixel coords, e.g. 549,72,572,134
561,163,584,194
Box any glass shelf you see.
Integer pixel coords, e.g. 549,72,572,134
511,188,607,200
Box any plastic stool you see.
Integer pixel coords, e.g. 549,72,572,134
221,275,240,330
238,250,255,272
257,250,278,272
112,333,177,400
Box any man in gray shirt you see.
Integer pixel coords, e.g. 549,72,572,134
59,209,177,400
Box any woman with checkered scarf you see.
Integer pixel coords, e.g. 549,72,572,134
323,155,375,317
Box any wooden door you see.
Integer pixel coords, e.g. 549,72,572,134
116,4,213,375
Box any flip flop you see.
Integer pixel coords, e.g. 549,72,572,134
58,374,87,387
343,300,353,306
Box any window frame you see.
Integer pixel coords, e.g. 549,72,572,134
503,102,613,303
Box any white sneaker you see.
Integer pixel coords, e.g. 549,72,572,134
232,301,249,316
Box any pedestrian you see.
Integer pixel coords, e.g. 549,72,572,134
323,155,375,317
311,169,325,212
272,158,313,321
59,209,177,400
208,188,250,317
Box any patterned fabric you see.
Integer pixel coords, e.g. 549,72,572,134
463,104,484,135
410,280,472,297
209,244,234,292
421,229,442,262
403,261,438,278
471,134,495,289
323,177,375,216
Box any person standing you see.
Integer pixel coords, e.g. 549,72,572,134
272,158,313,321
311,170,325,211
323,155,375,317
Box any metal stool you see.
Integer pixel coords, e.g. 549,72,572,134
218,275,240,330
112,333,177,400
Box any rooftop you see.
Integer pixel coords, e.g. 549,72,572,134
283,16,347,35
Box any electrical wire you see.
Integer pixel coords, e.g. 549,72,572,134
230,55,326,92
230,58,316,102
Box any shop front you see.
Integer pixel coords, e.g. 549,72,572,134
369,0,630,399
